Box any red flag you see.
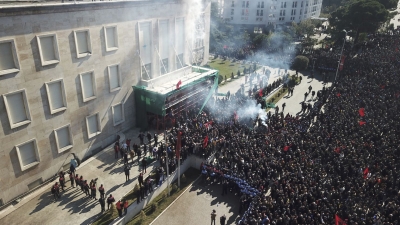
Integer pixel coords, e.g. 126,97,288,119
204,121,213,129
334,147,340,153
283,146,290,151
339,55,346,71
259,88,263,97
359,108,365,117
335,214,347,225
336,93,341,97
363,167,369,179
176,80,182,89
359,121,366,126
203,136,209,148
176,131,182,158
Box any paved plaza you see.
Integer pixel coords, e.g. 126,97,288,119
152,179,241,225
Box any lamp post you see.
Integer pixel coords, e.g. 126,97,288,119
334,30,347,86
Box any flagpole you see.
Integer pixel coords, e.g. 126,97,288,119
178,151,181,188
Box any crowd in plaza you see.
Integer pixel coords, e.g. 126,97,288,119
168,32,400,225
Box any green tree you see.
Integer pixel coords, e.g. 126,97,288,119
237,70,241,76
329,0,389,43
253,33,270,48
291,55,309,71
377,0,397,9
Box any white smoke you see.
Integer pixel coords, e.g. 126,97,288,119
236,99,268,126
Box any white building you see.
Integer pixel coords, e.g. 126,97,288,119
0,0,210,206
222,0,322,31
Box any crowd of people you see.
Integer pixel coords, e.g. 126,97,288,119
164,32,400,224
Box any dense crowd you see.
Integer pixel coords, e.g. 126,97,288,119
166,32,400,224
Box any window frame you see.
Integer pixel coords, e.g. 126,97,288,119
15,138,40,171
104,25,119,52
0,39,21,76
107,64,122,93
79,70,97,102
112,102,125,126
36,33,60,66
2,89,32,129
73,29,92,59
86,112,101,139
54,124,74,153
45,78,68,114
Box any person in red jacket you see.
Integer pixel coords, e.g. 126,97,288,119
123,200,129,215
116,200,123,217
107,194,115,210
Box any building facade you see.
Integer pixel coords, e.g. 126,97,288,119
0,0,210,205
222,0,322,31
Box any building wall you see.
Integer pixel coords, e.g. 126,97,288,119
0,0,210,204
222,0,322,29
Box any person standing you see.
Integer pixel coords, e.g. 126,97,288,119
99,196,106,213
116,200,123,217
124,165,131,182
107,194,115,210
136,186,142,204
84,180,90,197
304,92,309,102
220,214,226,225
51,182,60,200
75,174,80,189
91,183,97,200
69,172,75,188
137,148,142,164
282,102,286,112
98,184,105,199
138,132,144,145
123,151,129,165
59,175,65,192
138,173,144,187
222,180,228,196
211,209,217,225
153,133,158,147
142,157,147,173
126,138,131,151
114,144,119,159
123,200,129,215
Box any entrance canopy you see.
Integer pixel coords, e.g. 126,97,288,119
133,66,219,129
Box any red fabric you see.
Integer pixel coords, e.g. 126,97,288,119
363,167,369,179
176,80,182,89
359,108,365,117
283,146,290,151
335,214,347,225
259,88,263,97
336,93,341,97
334,147,340,153
203,136,209,148
339,55,346,71
359,121,366,126
204,121,213,129
176,132,182,158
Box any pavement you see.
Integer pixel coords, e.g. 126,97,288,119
151,178,241,225
0,61,327,225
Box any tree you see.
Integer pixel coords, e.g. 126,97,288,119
377,0,397,9
291,55,309,71
329,0,388,43
253,33,270,48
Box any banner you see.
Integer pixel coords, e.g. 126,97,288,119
203,136,209,148
363,167,369,179
176,80,182,89
359,121,366,126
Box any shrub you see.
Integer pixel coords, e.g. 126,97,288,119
218,74,224,84
291,55,309,71
150,203,158,212
139,210,146,221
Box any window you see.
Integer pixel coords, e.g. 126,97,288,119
161,58,169,75
281,2,286,8
312,6,317,12
306,1,309,6
305,8,308,14
257,10,260,16
242,9,245,15
108,64,122,92
86,113,101,139
45,79,67,114
231,1,235,7
0,39,20,76
260,10,263,16
270,5,276,9
257,2,260,8
231,9,234,15
300,9,303,15
292,1,297,8
261,2,264,8
36,34,60,66
231,17,234,20
141,63,152,79
104,25,119,52
301,1,303,7
291,9,296,15
280,10,286,16
79,70,97,102
3,89,31,129
246,1,249,8
112,103,125,126
74,29,92,58
15,139,40,171
54,124,73,153
313,0,317,5
242,1,245,7
290,17,295,20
